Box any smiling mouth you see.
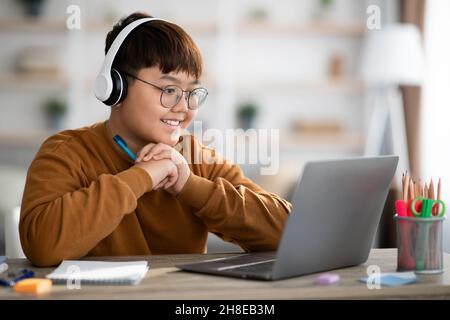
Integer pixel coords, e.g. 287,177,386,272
161,119,182,128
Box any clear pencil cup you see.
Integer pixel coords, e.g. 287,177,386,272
394,214,445,274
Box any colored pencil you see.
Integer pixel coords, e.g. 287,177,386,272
429,179,435,200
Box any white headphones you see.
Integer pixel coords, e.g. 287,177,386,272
94,17,165,106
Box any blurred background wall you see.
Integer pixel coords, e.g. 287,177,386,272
1,0,448,256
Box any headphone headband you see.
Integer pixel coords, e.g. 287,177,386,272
94,17,166,103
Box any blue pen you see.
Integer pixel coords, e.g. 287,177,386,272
113,134,137,161
0,269,35,287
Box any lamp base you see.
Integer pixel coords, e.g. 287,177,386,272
365,86,410,187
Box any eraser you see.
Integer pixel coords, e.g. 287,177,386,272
315,273,340,285
395,200,407,217
14,278,52,294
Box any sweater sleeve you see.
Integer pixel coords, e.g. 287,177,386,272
176,137,292,252
19,149,152,267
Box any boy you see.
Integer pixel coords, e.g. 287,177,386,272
19,12,292,267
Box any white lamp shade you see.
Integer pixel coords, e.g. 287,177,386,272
360,24,425,86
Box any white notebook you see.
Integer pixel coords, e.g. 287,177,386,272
46,260,149,285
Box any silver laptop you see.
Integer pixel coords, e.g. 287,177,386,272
177,156,398,280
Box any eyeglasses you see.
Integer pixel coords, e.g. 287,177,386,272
122,71,208,110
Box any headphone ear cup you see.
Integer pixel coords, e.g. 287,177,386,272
104,69,127,106
116,70,128,105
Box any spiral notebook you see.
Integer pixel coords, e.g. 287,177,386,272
46,260,149,285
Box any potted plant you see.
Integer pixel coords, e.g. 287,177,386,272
43,98,67,130
247,7,269,22
237,102,258,130
316,0,336,21
16,0,46,18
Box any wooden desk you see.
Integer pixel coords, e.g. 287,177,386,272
1,249,450,299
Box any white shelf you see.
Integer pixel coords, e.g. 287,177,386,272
0,130,364,152
0,73,67,90
237,21,366,36
281,132,364,152
0,19,365,37
236,77,365,94
174,21,218,35
0,131,52,147
0,19,68,32
83,20,218,35
0,73,363,93
0,19,218,35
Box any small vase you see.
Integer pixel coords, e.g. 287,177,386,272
315,2,336,21
23,2,45,18
47,115,63,131
239,116,254,130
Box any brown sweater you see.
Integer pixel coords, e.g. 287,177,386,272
19,121,292,267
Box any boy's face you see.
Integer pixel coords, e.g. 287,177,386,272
119,66,199,147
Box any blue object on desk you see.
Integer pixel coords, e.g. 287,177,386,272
0,269,35,287
359,272,417,287
113,134,137,161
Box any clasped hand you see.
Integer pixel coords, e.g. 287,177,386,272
134,143,190,195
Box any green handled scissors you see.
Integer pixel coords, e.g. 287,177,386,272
411,196,446,218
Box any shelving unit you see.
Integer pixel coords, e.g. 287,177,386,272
0,0,385,172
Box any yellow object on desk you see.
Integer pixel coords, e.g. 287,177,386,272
14,278,52,294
